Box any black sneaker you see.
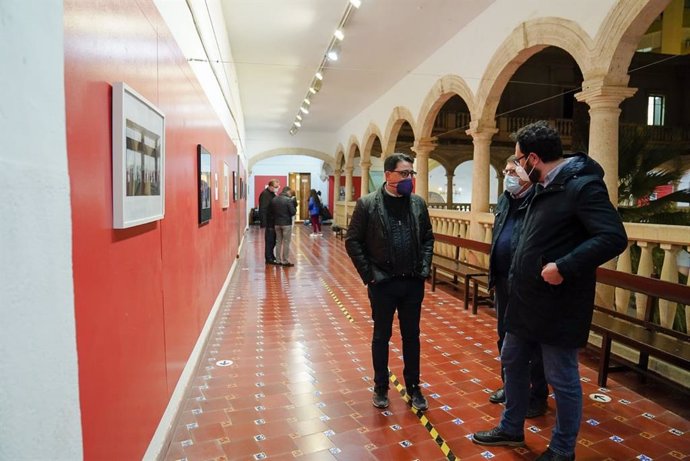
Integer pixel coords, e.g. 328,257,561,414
535,448,575,461
472,427,525,446
372,387,389,409
407,387,428,411
489,387,505,404
526,400,548,418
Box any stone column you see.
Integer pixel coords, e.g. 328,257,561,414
465,123,497,247
334,169,342,202
411,137,437,202
344,166,354,202
445,171,454,208
360,160,371,196
575,82,637,204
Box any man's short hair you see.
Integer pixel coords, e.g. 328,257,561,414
384,153,414,171
511,120,563,162
268,179,279,187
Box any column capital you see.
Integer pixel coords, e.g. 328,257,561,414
344,166,354,174
359,161,372,168
465,123,498,142
575,81,637,109
411,137,437,157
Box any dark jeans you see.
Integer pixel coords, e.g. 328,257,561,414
264,226,276,262
367,277,425,390
495,276,548,403
310,214,321,232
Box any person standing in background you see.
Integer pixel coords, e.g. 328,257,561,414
259,179,280,265
308,189,322,236
271,186,297,267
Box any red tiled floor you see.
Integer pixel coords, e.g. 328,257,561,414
163,225,690,460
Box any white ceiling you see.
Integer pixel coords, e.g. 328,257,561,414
220,0,496,134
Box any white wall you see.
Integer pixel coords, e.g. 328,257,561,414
0,1,83,459
250,155,331,208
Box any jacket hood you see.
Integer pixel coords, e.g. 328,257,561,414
554,152,605,183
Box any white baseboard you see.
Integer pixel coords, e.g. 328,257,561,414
143,233,247,460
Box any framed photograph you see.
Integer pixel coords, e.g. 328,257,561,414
239,176,244,199
112,82,165,229
222,162,230,208
232,171,237,202
198,145,212,224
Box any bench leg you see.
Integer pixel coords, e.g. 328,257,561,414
598,334,613,388
638,351,650,384
463,277,470,311
471,278,479,315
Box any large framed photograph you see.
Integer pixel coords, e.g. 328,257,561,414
112,82,165,229
198,145,212,224
222,162,230,209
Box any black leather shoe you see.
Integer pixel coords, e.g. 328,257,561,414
372,388,389,409
526,400,548,418
472,427,525,447
489,387,505,404
281,262,295,267
407,387,428,411
266,259,280,265
535,448,575,460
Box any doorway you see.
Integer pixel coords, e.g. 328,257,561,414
288,172,311,221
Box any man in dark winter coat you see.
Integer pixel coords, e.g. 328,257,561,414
488,156,548,418
258,179,280,265
473,121,627,461
345,153,434,412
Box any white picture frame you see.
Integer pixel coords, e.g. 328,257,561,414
222,162,230,209
112,82,165,229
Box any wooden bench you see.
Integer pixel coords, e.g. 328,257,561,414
332,213,351,240
431,233,493,314
591,267,690,391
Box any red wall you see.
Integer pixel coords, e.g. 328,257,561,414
253,175,287,208
328,175,362,206
64,1,243,458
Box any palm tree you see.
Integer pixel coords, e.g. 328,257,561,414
617,126,690,225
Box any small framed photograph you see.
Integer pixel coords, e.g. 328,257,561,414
222,162,230,209
198,145,212,224
112,82,165,229
232,171,237,202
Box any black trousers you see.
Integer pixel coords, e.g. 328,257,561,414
264,227,276,262
495,275,549,402
367,277,425,390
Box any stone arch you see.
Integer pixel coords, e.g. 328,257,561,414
417,74,477,139
345,135,361,169
589,0,669,86
334,145,346,171
248,147,335,171
475,17,594,124
383,106,418,157
361,124,384,164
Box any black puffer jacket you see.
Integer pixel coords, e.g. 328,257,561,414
345,185,434,285
506,153,628,348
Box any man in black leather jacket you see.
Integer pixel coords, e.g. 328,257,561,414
473,121,627,461
345,153,434,411
258,179,280,265
488,156,548,417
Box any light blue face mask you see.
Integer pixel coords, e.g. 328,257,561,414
504,175,523,195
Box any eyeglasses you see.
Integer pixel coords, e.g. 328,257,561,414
392,170,417,178
513,154,528,166
502,169,518,176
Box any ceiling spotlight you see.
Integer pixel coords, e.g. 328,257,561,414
303,98,311,105
294,121,302,128
308,87,317,95
296,114,302,121
300,106,309,114
289,127,297,135
327,49,339,61
315,71,323,81
334,29,344,41
349,0,361,8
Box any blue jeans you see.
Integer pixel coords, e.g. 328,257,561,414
499,332,582,457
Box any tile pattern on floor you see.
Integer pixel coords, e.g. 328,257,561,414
164,224,690,461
